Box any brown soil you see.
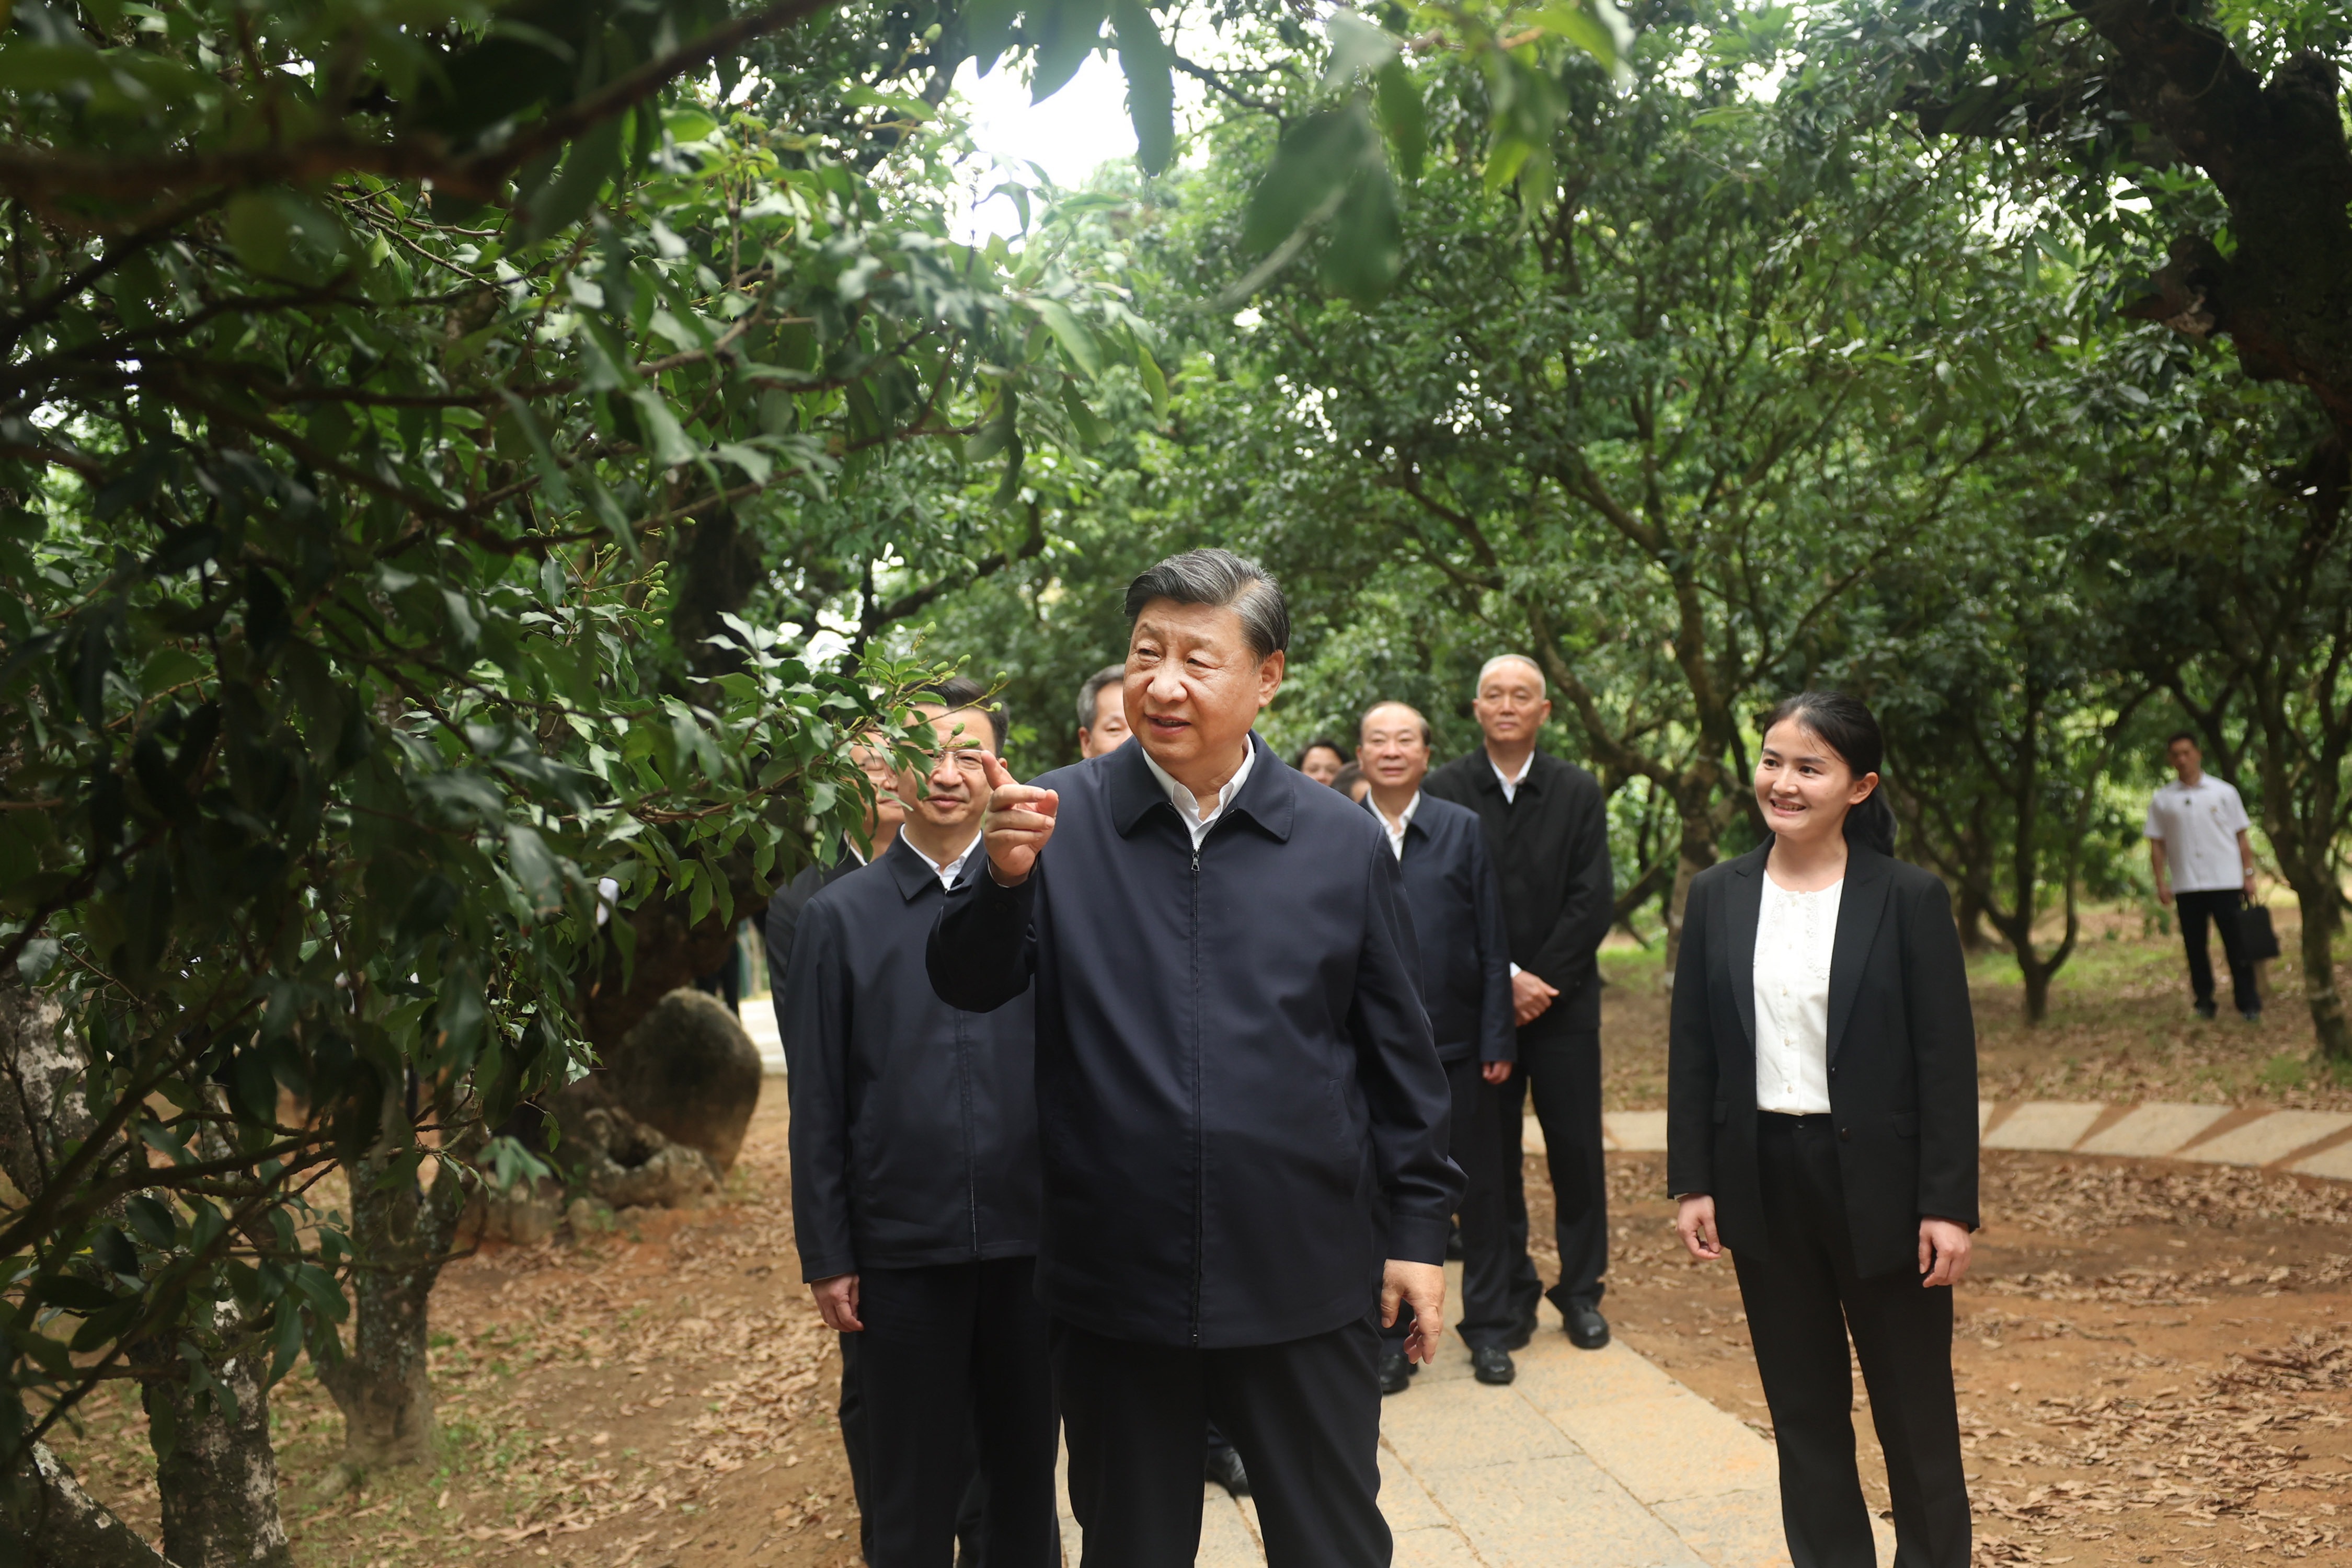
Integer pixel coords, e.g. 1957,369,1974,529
51,1092,864,1568
1533,1151,2352,1565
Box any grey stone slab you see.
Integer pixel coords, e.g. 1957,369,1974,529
1378,1377,1577,1471
2289,1139,2352,1180
1421,1452,1708,1568
1513,1336,1697,1415
2177,1109,2352,1166
1606,1110,1669,1151
1978,1100,1995,1134
1654,1488,1792,1568
1981,1101,2105,1151
1546,1392,1778,1505
2075,1102,2230,1157
1198,1491,1262,1567
1377,1443,1453,1534
1391,1525,1482,1568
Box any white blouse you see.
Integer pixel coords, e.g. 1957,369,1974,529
1753,876,1843,1114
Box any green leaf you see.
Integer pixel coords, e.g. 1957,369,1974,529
523,113,625,243
138,647,206,696
507,824,563,916
1320,170,1404,307
1133,341,1169,424
662,106,719,143
628,389,699,468
1375,59,1427,184
1324,9,1401,86
1529,0,1635,86
1061,384,1110,446
496,390,575,508
1110,0,1175,176
966,0,1025,68
1484,136,1535,195
1028,299,1104,378
1242,107,1377,254
1031,0,1109,102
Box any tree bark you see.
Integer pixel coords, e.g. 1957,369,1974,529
4,1440,179,1568
140,1300,292,1568
318,1100,483,1471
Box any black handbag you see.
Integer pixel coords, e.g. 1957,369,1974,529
2240,902,2281,962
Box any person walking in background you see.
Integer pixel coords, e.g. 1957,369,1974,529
1295,737,1350,787
2147,731,2262,1022
783,678,1058,1568
1668,690,1977,1568
764,738,905,1044
1358,701,1519,1392
933,549,1460,1568
1425,654,1615,1351
1333,760,1369,802
1076,663,1131,758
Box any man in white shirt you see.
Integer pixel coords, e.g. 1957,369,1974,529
2146,732,2261,1022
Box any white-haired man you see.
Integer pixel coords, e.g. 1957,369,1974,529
1425,654,1616,1352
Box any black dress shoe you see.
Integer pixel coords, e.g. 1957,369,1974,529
1205,1444,1251,1497
1561,1297,1611,1350
1502,1305,1539,1351
1471,1345,1516,1385
1378,1351,1415,1394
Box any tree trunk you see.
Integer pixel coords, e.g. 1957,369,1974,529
1955,883,1991,952
317,1102,480,1472
4,1440,178,1568
2295,887,2352,1061
141,1303,292,1568
2019,958,2053,1024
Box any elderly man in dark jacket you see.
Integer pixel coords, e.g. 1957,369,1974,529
931,549,1460,1568
1358,700,1518,1393
784,679,1056,1568
1425,654,1616,1351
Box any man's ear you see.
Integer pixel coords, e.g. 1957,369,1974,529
1257,650,1286,708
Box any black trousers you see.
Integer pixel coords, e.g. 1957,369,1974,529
1733,1115,1969,1568
837,1337,989,1563
1052,1316,1388,1568
1502,1028,1608,1313
1382,1055,1514,1350
843,1258,1060,1568
2176,888,2258,1015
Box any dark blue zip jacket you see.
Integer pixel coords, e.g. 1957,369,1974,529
928,733,1462,1349
1373,792,1517,1065
783,836,1039,1282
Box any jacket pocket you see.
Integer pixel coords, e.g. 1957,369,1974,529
1891,1111,1920,1138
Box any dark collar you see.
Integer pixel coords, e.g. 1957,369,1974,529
1361,791,1431,844
1465,747,1546,797
882,832,984,903
1108,731,1294,843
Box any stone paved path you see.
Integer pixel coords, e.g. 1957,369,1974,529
1052,1278,1873,1568
1580,1100,2352,1178
744,1010,2350,1565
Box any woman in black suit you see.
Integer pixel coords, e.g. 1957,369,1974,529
1668,691,1977,1568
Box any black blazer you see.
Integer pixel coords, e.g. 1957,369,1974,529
763,837,865,1046
1665,842,1978,1280
1372,793,1516,1064
1424,748,1613,1034
782,838,1040,1282
930,733,1462,1350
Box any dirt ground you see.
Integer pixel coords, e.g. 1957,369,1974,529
43,909,2352,1567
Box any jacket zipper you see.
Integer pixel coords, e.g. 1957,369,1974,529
1189,835,1204,1346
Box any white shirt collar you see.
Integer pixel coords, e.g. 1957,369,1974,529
1374,790,1422,858
906,831,980,890
1489,748,1534,804
1142,737,1258,849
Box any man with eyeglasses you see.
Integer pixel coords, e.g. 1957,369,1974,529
1425,654,1616,1354
781,677,1057,1566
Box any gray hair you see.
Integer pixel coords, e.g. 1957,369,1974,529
1123,548,1290,662
1075,663,1125,735
911,675,1007,750
1476,654,1546,695
1359,701,1431,746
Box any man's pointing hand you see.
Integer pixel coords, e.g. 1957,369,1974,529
979,751,1059,886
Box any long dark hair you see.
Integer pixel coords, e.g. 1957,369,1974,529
1758,690,1896,856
